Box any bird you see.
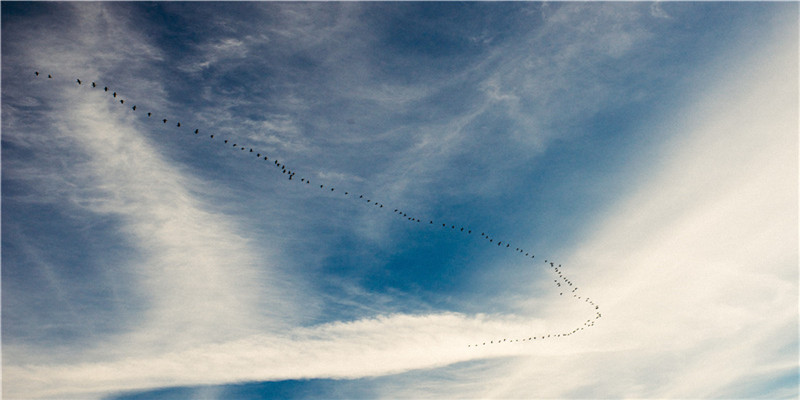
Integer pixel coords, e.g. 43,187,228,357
76,79,81,84
104,86,108,91
147,112,151,117
113,92,116,97
176,122,181,127
132,105,136,111
48,74,52,78
35,71,39,76
92,82,96,87
120,99,124,104
195,129,199,134
163,119,167,123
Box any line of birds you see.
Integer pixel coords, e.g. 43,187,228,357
34,71,603,347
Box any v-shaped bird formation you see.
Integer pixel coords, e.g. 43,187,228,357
33,71,603,348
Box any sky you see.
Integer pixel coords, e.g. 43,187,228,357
1,2,798,399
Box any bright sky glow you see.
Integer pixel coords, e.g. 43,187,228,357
2,2,798,399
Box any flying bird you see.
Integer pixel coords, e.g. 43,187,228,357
76,79,81,84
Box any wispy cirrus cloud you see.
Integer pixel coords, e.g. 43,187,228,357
3,2,796,400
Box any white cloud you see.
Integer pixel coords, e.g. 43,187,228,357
4,4,795,400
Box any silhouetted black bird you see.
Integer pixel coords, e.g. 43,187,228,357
163,119,167,123
76,79,81,85
104,87,108,91
195,129,199,134
120,100,124,104
48,74,52,78
113,92,116,97
147,112,151,117
35,71,39,76
132,105,136,111
250,149,253,152
177,122,181,127
92,82,96,87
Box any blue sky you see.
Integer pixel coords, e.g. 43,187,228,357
2,2,797,399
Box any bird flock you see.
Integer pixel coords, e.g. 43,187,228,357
32,71,603,348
